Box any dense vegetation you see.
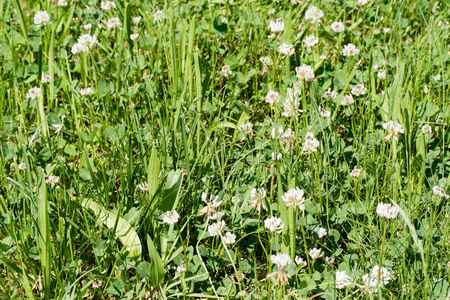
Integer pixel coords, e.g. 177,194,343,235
1,0,450,299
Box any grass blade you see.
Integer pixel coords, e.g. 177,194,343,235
146,234,166,286
159,170,183,212
81,199,142,260
37,170,51,298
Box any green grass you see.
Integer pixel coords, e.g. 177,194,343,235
0,0,450,299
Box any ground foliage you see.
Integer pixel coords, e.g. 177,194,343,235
1,0,450,299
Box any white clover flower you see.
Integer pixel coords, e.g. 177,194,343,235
251,188,266,200
222,232,236,244
433,186,443,196
305,132,314,140
83,24,92,30
271,253,292,270
383,27,390,33
286,87,300,102
210,211,225,220
92,280,102,288
303,35,318,47
221,65,232,77
101,1,116,10
323,88,338,100
269,253,292,285
382,120,404,141
282,187,305,211
208,221,225,236
433,74,441,81
341,43,360,56
432,186,449,198
163,210,179,224
373,64,379,70
314,226,327,238
295,256,306,266
370,266,391,285
133,16,141,24
331,21,345,33
358,0,369,5
138,182,148,191
271,126,295,148
52,115,65,133
422,125,432,134
221,17,228,24
26,87,42,100
376,202,399,219
249,188,267,212
176,265,186,273
282,88,301,118
237,290,247,297
361,274,378,294
268,8,275,15
309,248,324,260
80,87,93,96
335,271,351,289
282,102,297,118
57,0,68,7
281,128,295,144
34,11,50,27
320,110,330,118
266,90,280,105
199,192,222,216
271,126,282,139
72,34,98,54
71,43,87,54
238,122,253,135
130,33,139,41
18,163,26,170
351,84,367,96
271,126,283,139
319,106,330,118
295,64,315,81
106,17,121,29
362,265,391,294
302,132,319,154
305,6,324,24
377,71,386,80
272,152,282,160
45,175,59,184
350,169,361,178
341,95,354,106
41,74,51,83
269,19,284,33
264,216,284,233
260,56,273,67
278,43,295,57
424,85,429,94
153,10,164,22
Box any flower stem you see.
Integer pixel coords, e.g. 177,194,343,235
299,214,312,277
221,234,243,298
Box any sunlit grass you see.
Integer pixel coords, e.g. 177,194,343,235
0,0,449,299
